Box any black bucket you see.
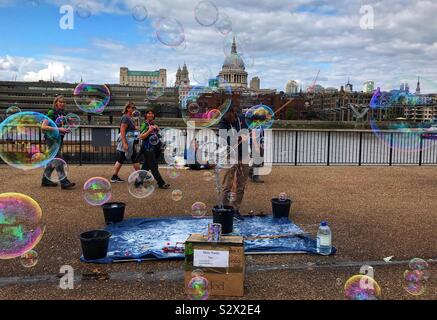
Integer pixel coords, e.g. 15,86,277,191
271,198,292,219
102,202,125,224
212,205,234,234
79,230,111,260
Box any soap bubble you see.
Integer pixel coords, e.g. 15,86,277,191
73,83,111,114
76,2,91,19
279,192,287,201
408,258,429,271
188,103,200,114
344,275,381,300
83,177,112,206
20,249,38,268
227,192,237,203
172,189,183,201
181,77,232,128
215,12,232,35
191,202,207,218
43,158,68,183
132,5,148,22
0,193,45,260
156,17,185,47
55,113,81,131
167,165,181,179
203,171,214,181
149,134,160,146
128,170,155,198
0,112,60,170
194,1,218,27
404,282,426,296
245,104,275,129
5,106,21,117
187,274,209,300
146,82,165,101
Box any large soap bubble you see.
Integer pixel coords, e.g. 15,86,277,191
0,112,60,170
0,193,45,260
73,83,111,114
180,77,232,128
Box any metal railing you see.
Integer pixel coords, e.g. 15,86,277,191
1,126,436,165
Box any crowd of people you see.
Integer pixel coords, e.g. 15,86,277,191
40,96,266,215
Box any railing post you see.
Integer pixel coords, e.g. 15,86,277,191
389,132,393,166
419,134,423,166
326,131,331,166
358,131,363,166
294,131,298,166
79,126,82,166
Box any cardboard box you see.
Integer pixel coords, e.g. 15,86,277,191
184,233,245,297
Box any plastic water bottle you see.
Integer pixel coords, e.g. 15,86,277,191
317,221,332,255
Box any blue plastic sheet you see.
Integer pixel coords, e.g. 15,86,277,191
81,215,335,263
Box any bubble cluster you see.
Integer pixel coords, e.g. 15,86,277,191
0,193,45,260
156,18,185,47
181,77,232,128
369,77,437,152
0,112,60,170
83,177,112,206
20,249,38,268
344,275,381,300
191,202,207,218
73,83,111,114
403,257,429,296
194,1,218,26
245,104,275,129
172,189,183,202
55,113,81,131
128,170,155,198
5,106,21,117
187,269,209,300
132,5,148,22
43,158,68,183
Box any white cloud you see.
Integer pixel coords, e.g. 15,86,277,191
2,0,437,92
23,62,71,81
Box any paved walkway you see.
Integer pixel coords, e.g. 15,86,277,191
0,165,436,299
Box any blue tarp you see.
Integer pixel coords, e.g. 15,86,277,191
81,215,335,263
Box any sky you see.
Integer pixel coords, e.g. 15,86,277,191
0,0,436,93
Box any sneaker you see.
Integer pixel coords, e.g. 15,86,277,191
61,181,76,190
233,209,245,221
41,179,58,187
158,183,170,189
110,175,124,183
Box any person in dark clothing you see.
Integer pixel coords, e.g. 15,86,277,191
41,95,76,189
110,102,141,183
218,105,250,220
138,110,170,189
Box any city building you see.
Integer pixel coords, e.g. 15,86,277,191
250,77,260,90
120,67,166,87
218,36,248,89
345,79,353,93
363,81,375,93
175,63,190,87
285,80,299,95
0,80,179,124
400,82,410,93
415,77,421,95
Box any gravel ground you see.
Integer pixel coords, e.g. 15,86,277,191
0,165,436,300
